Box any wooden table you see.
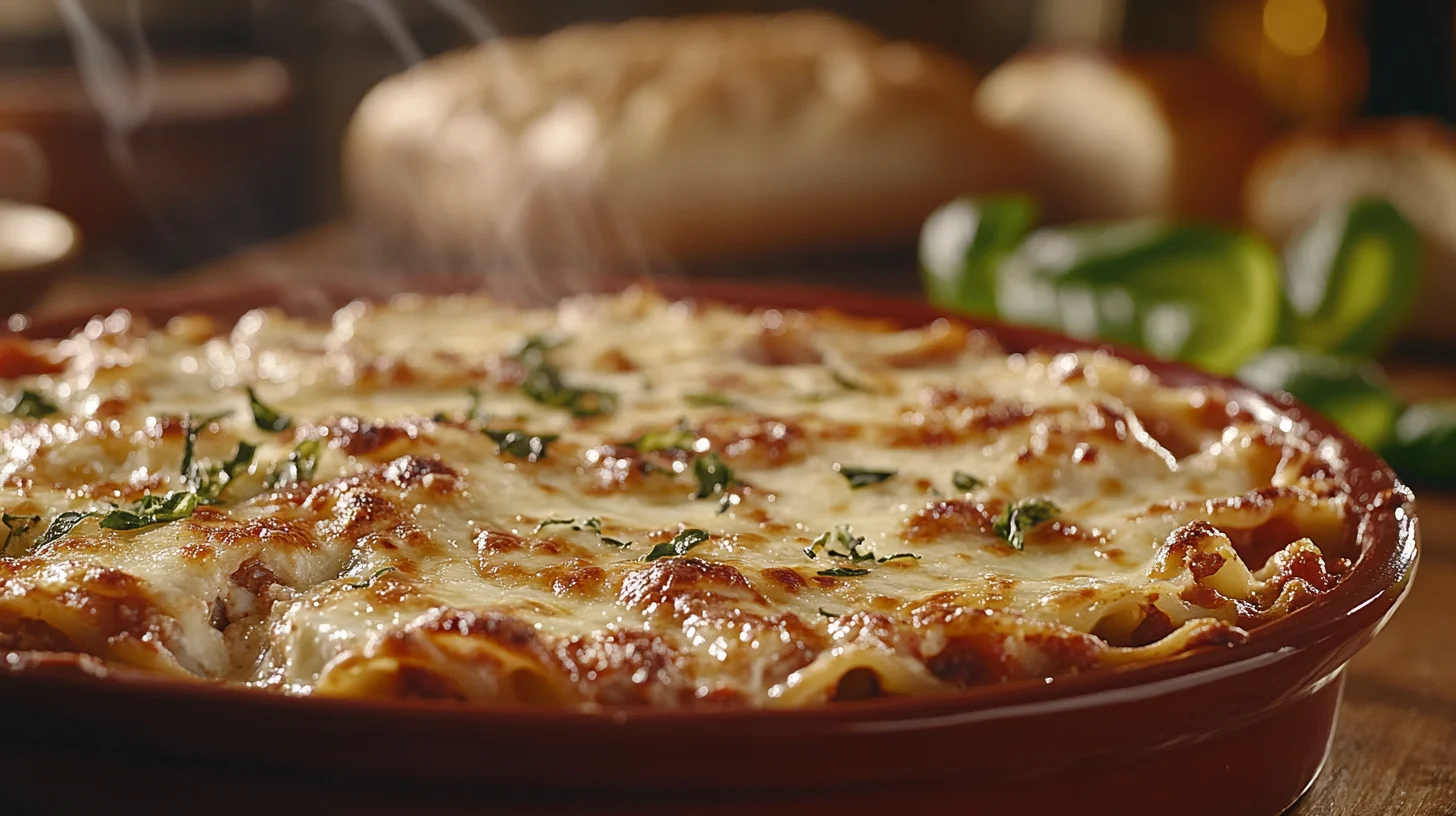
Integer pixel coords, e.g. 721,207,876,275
24,225,1456,815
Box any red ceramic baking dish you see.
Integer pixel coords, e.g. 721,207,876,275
0,279,1419,815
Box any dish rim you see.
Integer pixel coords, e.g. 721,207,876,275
1,276,1420,724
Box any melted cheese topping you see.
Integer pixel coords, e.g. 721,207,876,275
0,289,1354,708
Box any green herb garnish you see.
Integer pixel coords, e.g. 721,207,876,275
818,607,840,619
246,387,291,432
993,498,1060,551
10,390,58,419
179,411,231,487
641,528,711,562
816,567,871,578
692,453,734,499
805,526,918,569
834,464,896,489
486,428,559,462
630,420,699,453
534,517,602,534
831,370,869,392
464,387,483,421
1,513,40,556
952,471,984,492
683,392,739,408
516,336,618,418
436,387,486,423
600,536,633,549
341,566,397,589
99,491,202,531
35,510,98,548
194,441,258,503
265,438,324,488
805,526,874,562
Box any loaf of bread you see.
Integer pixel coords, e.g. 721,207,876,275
1245,117,1456,343
343,12,1028,272
974,51,1271,224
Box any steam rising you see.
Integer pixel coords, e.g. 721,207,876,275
0,133,48,203
51,0,659,311
55,0,186,248
339,0,665,304
343,0,425,65
429,0,499,42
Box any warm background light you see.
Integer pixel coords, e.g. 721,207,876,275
1206,0,1364,125
1263,0,1327,57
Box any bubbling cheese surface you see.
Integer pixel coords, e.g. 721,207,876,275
0,289,1354,707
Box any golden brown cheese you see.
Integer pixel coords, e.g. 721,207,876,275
0,289,1355,708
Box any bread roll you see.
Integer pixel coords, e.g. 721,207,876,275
1244,117,1456,344
974,51,1271,224
343,12,1028,273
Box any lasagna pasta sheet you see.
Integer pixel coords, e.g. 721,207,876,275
0,289,1353,707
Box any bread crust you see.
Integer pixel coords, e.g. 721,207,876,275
975,50,1270,223
343,12,1028,271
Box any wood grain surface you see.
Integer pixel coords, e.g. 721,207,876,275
20,224,1456,815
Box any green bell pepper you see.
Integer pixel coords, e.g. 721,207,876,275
1281,197,1421,356
1237,347,1402,450
993,222,1283,374
919,195,1039,317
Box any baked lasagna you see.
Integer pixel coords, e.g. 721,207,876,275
0,289,1355,707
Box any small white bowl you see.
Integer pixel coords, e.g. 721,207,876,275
0,200,80,315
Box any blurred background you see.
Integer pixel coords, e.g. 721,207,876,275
0,0,1445,279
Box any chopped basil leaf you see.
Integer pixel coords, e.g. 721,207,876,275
246,387,292,432
716,493,736,514
877,552,921,563
99,491,201,531
36,511,97,548
180,416,202,482
434,387,486,423
993,499,1060,551
692,453,733,499
817,526,873,562
194,441,258,503
10,390,59,419
516,335,618,417
805,526,913,569
641,528,711,562
464,387,483,422
485,428,559,462
180,411,231,487
834,464,897,489
341,566,396,589
631,420,699,453
818,607,840,619
265,438,324,488
683,392,739,408
534,517,576,533
952,471,984,492
816,567,870,577
831,370,869,392
535,517,602,534
600,536,633,549
1,513,40,556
